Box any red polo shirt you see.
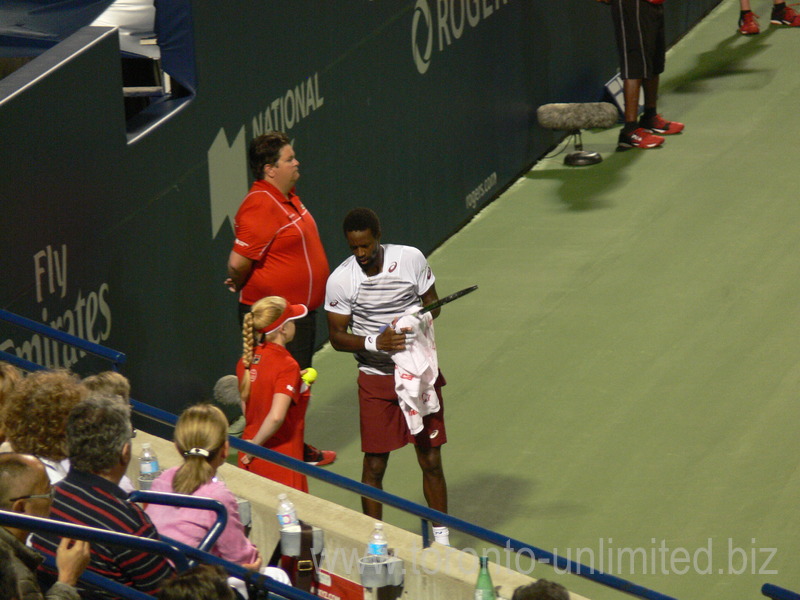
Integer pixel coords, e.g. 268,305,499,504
237,343,309,492
232,180,329,308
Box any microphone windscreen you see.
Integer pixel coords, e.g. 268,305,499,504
537,102,619,131
213,374,241,406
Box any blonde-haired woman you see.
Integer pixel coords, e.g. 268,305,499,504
146,404,262,569
237,296,310,492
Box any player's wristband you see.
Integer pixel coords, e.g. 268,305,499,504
364,334,378,352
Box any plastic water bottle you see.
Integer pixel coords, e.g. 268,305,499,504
138,443,160,490
474,555,496,600
367,522,388,556
276,493,299,530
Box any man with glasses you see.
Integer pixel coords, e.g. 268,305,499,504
30,395,174,599
0,452,89,600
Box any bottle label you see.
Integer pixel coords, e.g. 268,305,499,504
367,542,388,556
277,511,297,527
140,461,159,474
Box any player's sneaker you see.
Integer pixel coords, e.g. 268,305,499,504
738,11,761,34
639,114,685,135
304,443,337,466
617,127,665,150
771,4,800,25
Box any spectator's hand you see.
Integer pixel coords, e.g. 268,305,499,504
241,453,253,465
56,538,90,586
224,277,238,293
243,553,263,571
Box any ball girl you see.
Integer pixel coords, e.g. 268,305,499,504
237,296,311,492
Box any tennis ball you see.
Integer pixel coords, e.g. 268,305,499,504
301,368,318,385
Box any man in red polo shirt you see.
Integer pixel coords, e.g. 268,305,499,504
225,131,334,466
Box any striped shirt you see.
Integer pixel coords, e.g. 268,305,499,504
326,244,435,375
30,468,174,600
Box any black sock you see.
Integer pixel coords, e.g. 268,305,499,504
740,9,751,18
641,107,657,122
622,121,638,135
773,2,786,14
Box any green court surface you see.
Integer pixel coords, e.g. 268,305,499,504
303,2,800,599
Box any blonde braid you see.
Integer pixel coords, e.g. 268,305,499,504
239,312,256,403
242,312,255,368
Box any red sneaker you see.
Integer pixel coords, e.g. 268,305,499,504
617,127,665,150
304,443,337,466
771,4,800,25
739,11,761,34
640,114,685,135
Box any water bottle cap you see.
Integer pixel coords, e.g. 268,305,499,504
374,522,383,529
142,443,151,449
278,493,287,500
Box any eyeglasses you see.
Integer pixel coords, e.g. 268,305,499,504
8,487,56,502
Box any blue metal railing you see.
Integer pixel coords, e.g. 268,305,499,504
763,584,800,600
0,510,319,600
0,308,679,600
0,308,126,368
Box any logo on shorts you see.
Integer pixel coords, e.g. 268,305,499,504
329,300,339,307
429,429,439,439
388,261,397,273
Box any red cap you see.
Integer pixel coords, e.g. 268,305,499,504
259,303,308,335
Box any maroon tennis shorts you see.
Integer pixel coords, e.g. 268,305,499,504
358,370,447,454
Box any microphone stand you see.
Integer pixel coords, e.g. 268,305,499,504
564,129,602,166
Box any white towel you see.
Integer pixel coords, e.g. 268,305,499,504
392,309,439,435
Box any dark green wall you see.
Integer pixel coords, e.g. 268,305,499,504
0,0,722,417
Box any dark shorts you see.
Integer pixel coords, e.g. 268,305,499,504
610,0,665,80
358,370,447,454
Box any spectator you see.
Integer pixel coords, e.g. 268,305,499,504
1,370,85,483
237,297,311,492
738,0,800,34
512,580,570,600
157,565,235,600
224,131,334,468
145,404,262,568
30,395,174,600
0,361,22,447
0,453,90,600
82,372,131,400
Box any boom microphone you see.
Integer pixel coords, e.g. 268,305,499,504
536,102,619,131
536,102,619,166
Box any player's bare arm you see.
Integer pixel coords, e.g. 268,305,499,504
225,250,254,292
420,283,441,319
327,311,410,352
